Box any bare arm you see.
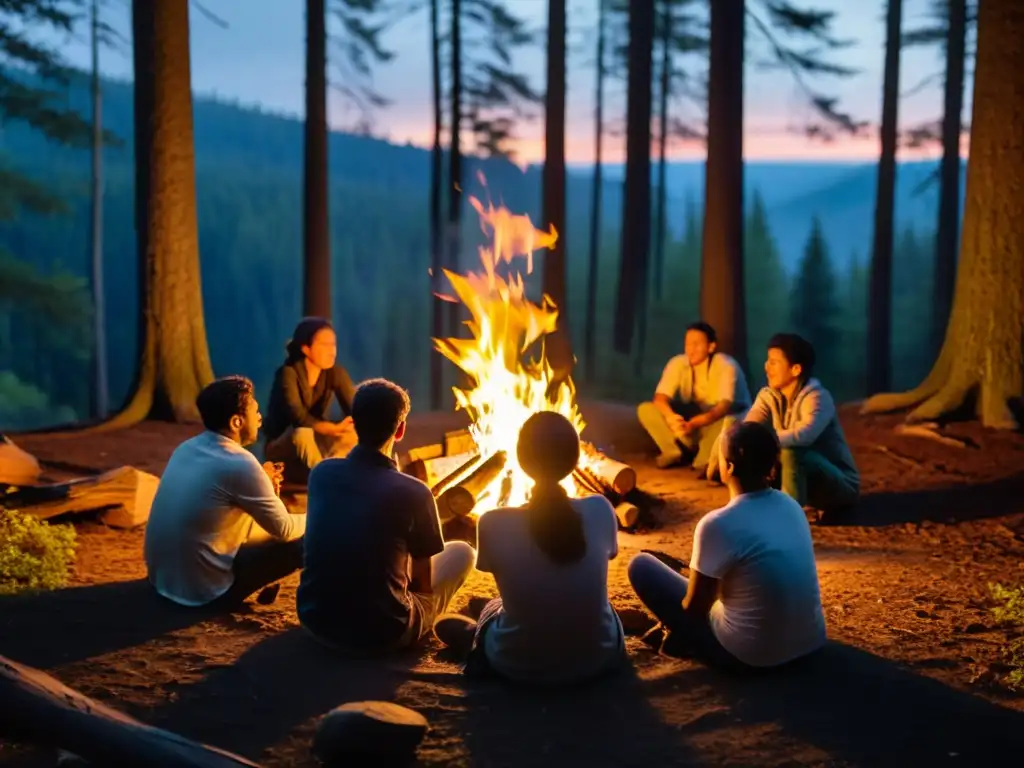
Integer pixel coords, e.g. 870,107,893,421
682,569,720,615
687,399,732,430
410,557,433,594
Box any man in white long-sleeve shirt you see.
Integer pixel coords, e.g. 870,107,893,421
743,333,859,513
144,376,306,608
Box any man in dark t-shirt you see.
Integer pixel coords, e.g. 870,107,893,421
297,378,477,652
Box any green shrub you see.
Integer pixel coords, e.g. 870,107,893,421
990,583,1024,690
0,509,77,595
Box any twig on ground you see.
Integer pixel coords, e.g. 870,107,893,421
894,424,973,449
874,444,924,468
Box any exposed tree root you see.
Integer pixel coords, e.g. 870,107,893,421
860,350,950,416
894,423,971,449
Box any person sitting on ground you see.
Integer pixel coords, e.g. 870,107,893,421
144,376,306,609
628,421,826,671
741,332,859,515
638,321,751,472
297,378,477,654
433,411,626,686
263,317,358,483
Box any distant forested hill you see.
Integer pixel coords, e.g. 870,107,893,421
0,71,952,429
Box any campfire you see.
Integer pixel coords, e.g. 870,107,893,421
406,176,639,528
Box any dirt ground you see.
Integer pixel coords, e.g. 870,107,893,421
4,401,1024,766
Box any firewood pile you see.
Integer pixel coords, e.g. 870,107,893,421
402,429,660,532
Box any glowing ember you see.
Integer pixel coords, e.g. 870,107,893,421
432,178,588,512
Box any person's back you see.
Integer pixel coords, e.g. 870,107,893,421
693,488,826,667
298,446,439,649
145,428,303,606
477,494,622,684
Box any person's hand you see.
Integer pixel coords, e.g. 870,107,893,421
262,461,284,496
666,413,686,433
337,416,355,435
680,418,698,434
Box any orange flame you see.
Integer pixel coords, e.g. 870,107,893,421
432,179,585,511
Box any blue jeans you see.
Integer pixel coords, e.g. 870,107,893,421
627,553,748,671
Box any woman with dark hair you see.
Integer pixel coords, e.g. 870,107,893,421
433,411,625,685
263,317,357,483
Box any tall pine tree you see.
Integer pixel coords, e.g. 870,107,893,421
789,217,841,386
744,190,789,384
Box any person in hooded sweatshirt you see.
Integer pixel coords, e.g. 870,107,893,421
742,332,859,514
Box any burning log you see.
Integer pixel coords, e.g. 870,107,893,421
573,465,639,529
584,452,637,495
405,451,478,489
437,451,508,520
429,452,483,497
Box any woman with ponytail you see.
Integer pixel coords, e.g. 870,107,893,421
434,411,625,685
263,317,357,483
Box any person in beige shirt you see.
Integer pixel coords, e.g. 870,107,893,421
637,322,752,471
144,376,306,608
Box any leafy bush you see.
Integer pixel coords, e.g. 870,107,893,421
0,509,77,595
990,583,1024,690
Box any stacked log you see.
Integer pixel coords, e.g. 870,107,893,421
436,451,507,521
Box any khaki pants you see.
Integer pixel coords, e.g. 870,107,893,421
265,425,356,483
637,401,733,469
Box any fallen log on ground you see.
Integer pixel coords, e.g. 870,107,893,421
0,466,158,529
0,435,42,488
437,451,508,520
0,653,260,767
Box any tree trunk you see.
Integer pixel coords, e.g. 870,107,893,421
612,0,654,355
866,0,902,395
861,0,1024,430
303,0,331,319
100,0,213,428
446,0,463,341
652,3,672,302
429,0,444,409
930,0,967,358
699,0,746,367
542,0,572,385
583,0,606,383
89,0,108,419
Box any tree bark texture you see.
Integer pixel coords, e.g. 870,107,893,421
866,0,902,395
652,4,672,302
613,0,654,355
931,0,967,358
104,0,214,428
429,0,444,408
303,0,331,319
583,0,606,382
699,0,746,368
542,0,573,383
862,0,1024,429
446,0,463,342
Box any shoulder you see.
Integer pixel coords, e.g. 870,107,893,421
329,364,353,382
572,493,616,521
803,380,833,405
276,363,299,383
663,354,688,373
712,353,741,371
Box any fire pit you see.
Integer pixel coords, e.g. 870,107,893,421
404,180,642,529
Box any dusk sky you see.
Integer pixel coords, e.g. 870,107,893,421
54,0,970,164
